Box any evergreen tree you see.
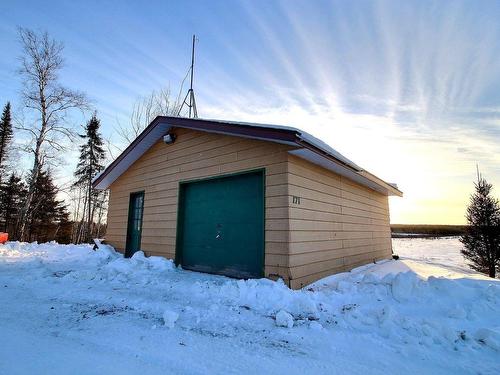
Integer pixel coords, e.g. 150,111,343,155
0,102,13,177
460,175,500,278
27,170,69,242
0,172,27,233
73,114,106,242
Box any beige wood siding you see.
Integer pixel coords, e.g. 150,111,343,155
286,155,392,289
106,128,292,282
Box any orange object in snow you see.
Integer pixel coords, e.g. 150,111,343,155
0,232,8,244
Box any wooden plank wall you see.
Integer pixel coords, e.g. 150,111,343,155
106,128,292,282
286,155,392,289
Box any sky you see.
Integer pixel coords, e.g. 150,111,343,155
0,0,499,225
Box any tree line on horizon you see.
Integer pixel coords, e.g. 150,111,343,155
0,28,104,243
0,28,181,245
0,96,107,243
0,99,71,242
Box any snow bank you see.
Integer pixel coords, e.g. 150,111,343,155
474,328,500,351
232,278,319,319
0,238,499,374
391,271,420,302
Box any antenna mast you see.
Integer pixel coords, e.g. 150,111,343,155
178,35,198,118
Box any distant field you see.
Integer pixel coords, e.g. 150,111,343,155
391,224,467,238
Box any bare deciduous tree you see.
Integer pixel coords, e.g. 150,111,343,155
116,87,181,145
16,28,88,240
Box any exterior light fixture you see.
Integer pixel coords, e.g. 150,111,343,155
163,133,176,144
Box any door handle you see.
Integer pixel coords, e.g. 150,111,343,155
215,223,222,240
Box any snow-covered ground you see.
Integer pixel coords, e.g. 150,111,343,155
0,238,499,375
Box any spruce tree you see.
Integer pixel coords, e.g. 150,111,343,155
0,172,27,233
73,114,106,242
460,175,500,278
0,102,13,177
27,170,68,242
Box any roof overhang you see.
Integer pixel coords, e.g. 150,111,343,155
93,116,402,197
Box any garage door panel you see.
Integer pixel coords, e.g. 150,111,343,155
177,170,265,278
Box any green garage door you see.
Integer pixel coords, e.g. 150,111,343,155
176,170,264,278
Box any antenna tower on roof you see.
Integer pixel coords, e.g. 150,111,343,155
178,35,198,118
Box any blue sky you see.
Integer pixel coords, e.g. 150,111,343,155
1,0,500,224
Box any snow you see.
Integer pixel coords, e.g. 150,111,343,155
0,237,499,374
474,328,500,351
390,271,419,302
163,310,179,329
275,310,294,328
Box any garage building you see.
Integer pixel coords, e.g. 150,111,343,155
93,116,402,289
